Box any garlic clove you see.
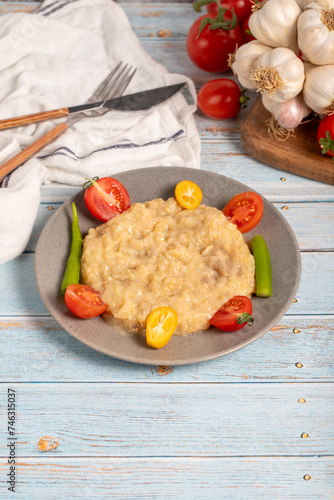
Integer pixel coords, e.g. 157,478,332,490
263,92,312,129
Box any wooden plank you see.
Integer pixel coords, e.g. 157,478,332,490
270,203,334,251
0,2,39,14
0,457,331,499
26,202,62,252
0,252,332,315
124,1,199,39
0,316,332,382
0,254,48,315
0,383,332,457
26,200,334,252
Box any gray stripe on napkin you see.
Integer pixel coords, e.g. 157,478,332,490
37,129,185,161
35,0,82,16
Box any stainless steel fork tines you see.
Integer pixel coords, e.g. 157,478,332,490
69,62,137,122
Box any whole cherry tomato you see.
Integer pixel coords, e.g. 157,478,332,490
242,13,256,43
197,79,248,119
186,8,244,73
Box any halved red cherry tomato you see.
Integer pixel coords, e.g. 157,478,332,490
64,284,108,319
83,176,131,222
209,295,253,332
223,191,264,233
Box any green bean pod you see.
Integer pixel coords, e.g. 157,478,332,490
60,202,83,295
250,235,272,298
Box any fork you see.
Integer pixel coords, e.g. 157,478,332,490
0,62,136,181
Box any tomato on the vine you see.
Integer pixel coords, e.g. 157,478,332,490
223,191,264,233
209,296,254,332
242,13,256,43
186,8,244,73
193,0,253,25
198,79,248,119
317,114,334,160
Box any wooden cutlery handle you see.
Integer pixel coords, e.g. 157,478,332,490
0,122,68,181
0,108,69,130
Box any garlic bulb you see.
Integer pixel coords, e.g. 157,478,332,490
297,0,334,65
262,92,311,129
231,41,273,89
249,0,302,54
303,62,334,114
250,47,305,103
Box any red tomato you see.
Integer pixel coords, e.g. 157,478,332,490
83,176,131,222
242,14,256,43
209,296,254,331
186,13,244,73
206,0,253,25
64,284,108,319
198,79,243,119
223,191,264,233
317,114,334,159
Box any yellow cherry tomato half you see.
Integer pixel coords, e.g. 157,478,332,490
146,306,178,349
175,180,203,209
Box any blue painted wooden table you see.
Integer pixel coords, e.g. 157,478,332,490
0,1,333,498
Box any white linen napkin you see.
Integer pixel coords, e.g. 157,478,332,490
0,0,200,266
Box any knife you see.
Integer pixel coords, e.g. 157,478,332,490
0,83,186,131
0,83,186,181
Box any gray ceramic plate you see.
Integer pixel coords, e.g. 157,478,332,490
35,167,301,366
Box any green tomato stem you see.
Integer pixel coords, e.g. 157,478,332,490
193,0,217,13
196,5,238,38
239,89,250,109
83,176,100,190
236,312,254,326
319,131,334,161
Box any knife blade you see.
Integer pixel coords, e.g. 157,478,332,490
0,83,186,131
69,82,186,114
